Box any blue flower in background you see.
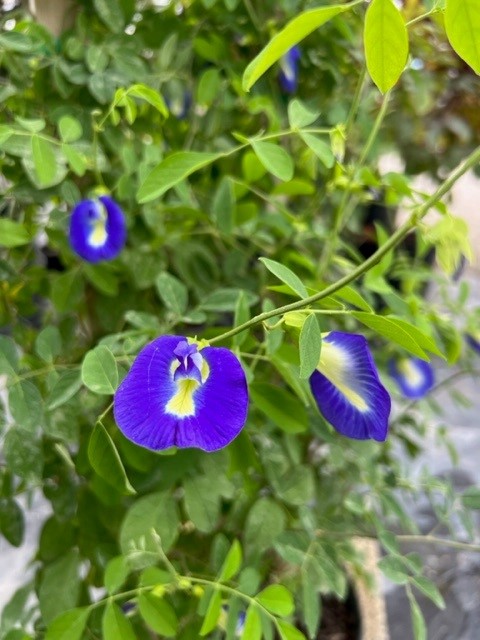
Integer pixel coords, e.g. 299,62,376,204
310,332,391,441
68,196,126,263
114,336,249,451
220,606,245,637
466,331,480,354
279,46,301,93
388,357,434,399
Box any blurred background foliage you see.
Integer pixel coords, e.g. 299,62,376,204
0,0,480,639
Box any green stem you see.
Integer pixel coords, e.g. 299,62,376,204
398,534,480,553
345,66,368,139
209,145,480,345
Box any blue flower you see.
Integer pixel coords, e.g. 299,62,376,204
388,357,434,399
220,606,245,637
279,46,301,93
68,196,126,263
309,332,391,441
113,336,249,451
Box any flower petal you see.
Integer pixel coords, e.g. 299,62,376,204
388,357,434,399
113,335,249,452
279,46,301,93
69,196,126,263
309,332,390,441
466,332,480,355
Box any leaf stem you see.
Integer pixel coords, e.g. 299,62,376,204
209,145,480,345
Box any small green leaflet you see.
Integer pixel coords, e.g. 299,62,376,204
199,589,222,636
45,608,90,640
138,593,178,637
137,151,222,203
408,591,427,640
259,258,308,298
127,84,169,117
31,135,57,187
352,312,430,359
256,584,294,616
288,99,320,129
102,602,137,640
218,539,242,582
0,219,30,248
445,0,480,75
58,116,83,143
298,314,322,379
241,605,262,640
299,132,335,168
155,271,188,316
364,0,409,93
411,576,446,610
88,422,136,495
251,141,294,181
242,4,351,91
81,345,119,395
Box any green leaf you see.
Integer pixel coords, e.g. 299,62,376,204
93,0,125,32
388,317,444,358
35,326,62,362
120,492,179,560
31,135,57,187
200,288,258,312
102,602,137,640
199,589,222,636
104,556,129,594
0,124,15,145
128,84,168,117
250,383,308,433
408,592,426,640
58,116,83,143
4,428,43,480
241,605,262,640
0,220,30,248
0,32,36,52
138,593,178,637
88,423,136,495
38,551,81,624
233,291,250,349
9,380,43,431
298,314,322,379
62,144,87,176
378,556,410,585
299,133,335,168
51,270,84,312
213,176,235,234
0,499,24,547
242,4,350,90
277,620,307,640
352,312,428,359
364,0,409,93
301,569,321,639
155,271,188,316
218,540,242,582
288,99,320,128
81,345,119,395
251,141,294,181
411,576,445,610
256,584,294,617
259,258,308,298
461,486,480,509
445,0,480,75
47,371,82,411
137,151,222,203
183,476,220,533
45,608,90,640
244,498,286,558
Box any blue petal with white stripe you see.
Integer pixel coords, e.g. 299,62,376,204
309,332,391,441
388,357,434,399
113,335,248,452
69,196,126,263
279,46,301,93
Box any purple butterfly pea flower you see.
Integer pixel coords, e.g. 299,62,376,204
113,336,249,452
388,356,435,399
309,332,391,441
279,46,301,93
68,196,126,263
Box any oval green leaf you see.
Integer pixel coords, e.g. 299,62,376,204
251,141,294,181
138,593,178,637
445,0,480,75
364,0,409,93
137,151,222,203
259,257,308,299
298,314,322,379
256,584,294,617
81,345,118,395
31,135,57,187
45,608,90,640
88,422,135,495
102,602,137,640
